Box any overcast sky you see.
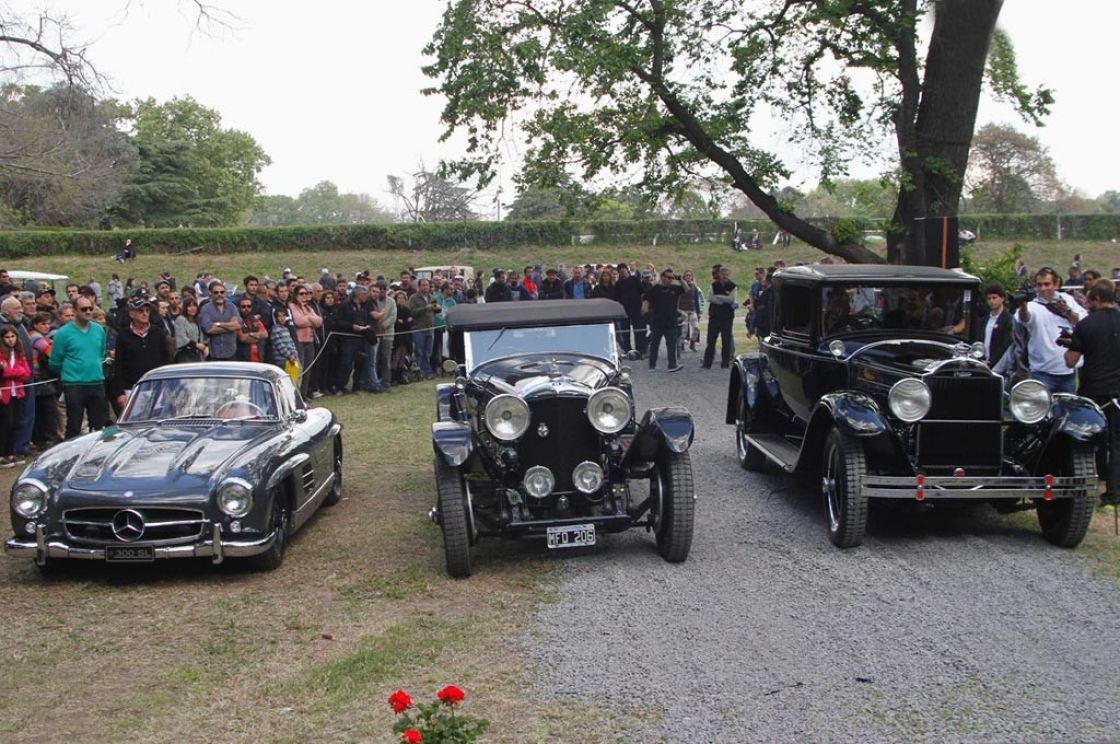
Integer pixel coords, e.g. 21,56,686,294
10,1,1119,215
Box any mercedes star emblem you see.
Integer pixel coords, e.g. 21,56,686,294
111,509,146,543
537,423,550,438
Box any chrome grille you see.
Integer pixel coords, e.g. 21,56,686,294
62,506,207,545
925,371,1003,421
918,368,1003,471
517,397,600,492
301,467,316,494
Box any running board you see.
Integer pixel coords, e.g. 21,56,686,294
745,434,801,473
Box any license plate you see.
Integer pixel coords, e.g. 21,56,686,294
105,545,155,562
546,524,596,549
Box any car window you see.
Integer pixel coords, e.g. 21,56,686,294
779,285,813,337
465,322,616,371
122,377,279,421
820,284,972,339
275,375,304,414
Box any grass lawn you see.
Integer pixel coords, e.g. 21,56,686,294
0,235,1117,741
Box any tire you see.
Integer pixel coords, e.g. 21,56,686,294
821,426,869,549
248,491,288,571
434,455,473,578
1037,443,1096,548
735,387,767,471
323,445,343,507
651,449,695,562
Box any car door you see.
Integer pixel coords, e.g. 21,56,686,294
276,376,330,512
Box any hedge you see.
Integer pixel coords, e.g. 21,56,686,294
0,213,1117,257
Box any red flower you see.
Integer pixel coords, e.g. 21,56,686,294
437,685,465,705
388,690,413,714
401,729,422,744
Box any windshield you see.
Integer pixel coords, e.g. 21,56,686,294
121,377,278,422
465,323,617,370
820,284,973,339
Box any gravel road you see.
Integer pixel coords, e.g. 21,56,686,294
526,358,1120,743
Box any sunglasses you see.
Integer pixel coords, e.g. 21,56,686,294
238,304,252,309
211,289,226,295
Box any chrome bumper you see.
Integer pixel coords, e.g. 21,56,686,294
4,523,275,565
859,474,1095,500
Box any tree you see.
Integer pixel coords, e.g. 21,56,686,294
424,0,1050,264
966,123,1060,213
1097,191,1120,214
0,84,136,226
114,96,270,226
388,166,478,222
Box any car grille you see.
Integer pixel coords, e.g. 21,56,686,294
918,369,1003,471
517,397,600,492
62,506,208,545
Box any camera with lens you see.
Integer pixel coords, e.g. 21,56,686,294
1009,286,1036,305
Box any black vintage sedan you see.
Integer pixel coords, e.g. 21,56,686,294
431,299,695,577
727,265,1104,549
6,362,343,571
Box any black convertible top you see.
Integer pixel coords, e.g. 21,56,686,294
446,298,626,332
777,264,980,284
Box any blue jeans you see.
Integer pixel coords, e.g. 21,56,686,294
1030,369,1076,395
414,330,434,377
336,340,361,392
361,340,382,391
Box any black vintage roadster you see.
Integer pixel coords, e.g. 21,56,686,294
727,265,1104,549
6,362,343,570
431,299,695,577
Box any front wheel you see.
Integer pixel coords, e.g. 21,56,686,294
821,427,868,549
434,455,473,577
651,449,695,562
323,446,343,506
735,387,767,471
248,492,288,571
1037,444,1096,548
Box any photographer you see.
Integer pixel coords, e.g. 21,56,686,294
1015,267,1086,394
642,269,685,373
1063,281,1120,506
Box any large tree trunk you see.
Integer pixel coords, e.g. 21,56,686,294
888,0,1003,265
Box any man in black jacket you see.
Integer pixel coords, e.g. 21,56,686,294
484,270,513,303
538,268,565,300
112,297,171,409
983,284,1013,368
643,269,684,372
702,266,737,369
614,263,643,354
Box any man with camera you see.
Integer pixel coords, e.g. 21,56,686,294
642,268,685,373
1015,267,1086,394
1063,281,1120,506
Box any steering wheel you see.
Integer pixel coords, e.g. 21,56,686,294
215,400,267,419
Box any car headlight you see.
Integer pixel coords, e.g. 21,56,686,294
587,387,632,434
572,461,604,494
484,394,530,441
522,466,555,499
217,479,254,518
888,379,932,422
1009,380,1051,424
12,480,48,519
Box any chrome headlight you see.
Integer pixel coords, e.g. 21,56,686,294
587,387,632,434
1009,380,1051,424
12,480,47,519
217,479,254,518
888,379,932,423
522,466,555,499
572,461,604,494
484,394,530,441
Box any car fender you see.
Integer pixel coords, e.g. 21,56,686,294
1049,394,1107,443
625,407,694,466
725,354,775,425
816,392,888,437
432,421,473,467
435,383,458,422
265,452,312,493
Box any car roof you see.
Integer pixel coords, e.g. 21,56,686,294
8,270,69,281
446,298,627,332
776,264,980,284
140,361,286,382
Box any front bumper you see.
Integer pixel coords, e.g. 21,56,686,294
859,474,1096,501
4,523,275,565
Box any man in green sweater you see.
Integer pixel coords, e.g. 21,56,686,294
49,296,108,439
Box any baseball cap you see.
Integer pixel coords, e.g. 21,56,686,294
641,270,652,278
36,286,55,297
154,279,170,289
128,294,152,310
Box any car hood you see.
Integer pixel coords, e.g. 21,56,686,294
59,423,275,494
842,337,974,376
470,353,616,399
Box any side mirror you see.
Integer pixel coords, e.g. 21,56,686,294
442,358,460,374
291,409,308,423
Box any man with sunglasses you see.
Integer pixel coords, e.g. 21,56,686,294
48,297,108,438
111,297,171,409
235,297,268,362
1016,266,1086,394
199,280,240,361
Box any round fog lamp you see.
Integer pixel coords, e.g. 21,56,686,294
888,378,932,422
12,481,47,518
522,466,555,499
484,394,530,441
1009,379,1051,424
572,461,605,494
587,388,632,434
218,479,254,518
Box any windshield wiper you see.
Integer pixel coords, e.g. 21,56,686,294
159,414,215,423
486,327,507,351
